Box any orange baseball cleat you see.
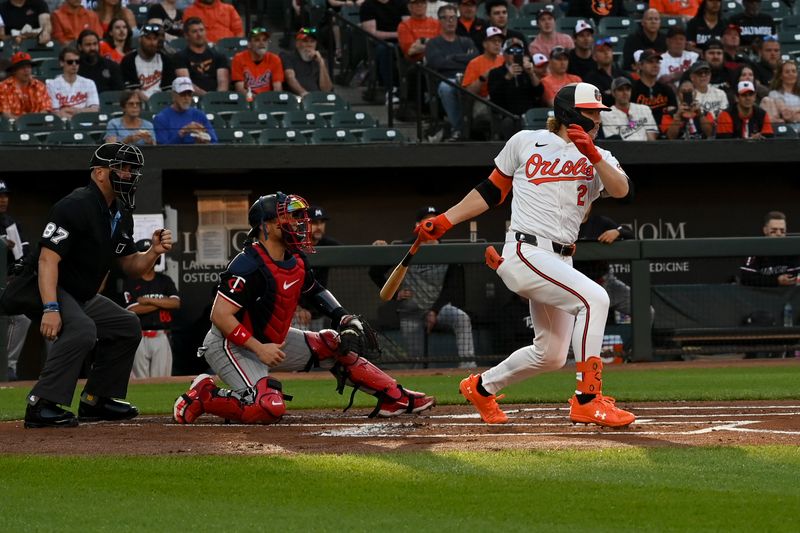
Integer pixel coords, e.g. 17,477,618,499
459,374,508,424
568,394,635,428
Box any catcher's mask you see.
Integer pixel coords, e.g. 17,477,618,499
247,192,314,253
553,82,609,133
90,142,144,210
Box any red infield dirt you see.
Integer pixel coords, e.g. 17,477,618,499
2,360,799,455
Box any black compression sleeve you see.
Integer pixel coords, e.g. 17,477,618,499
311,289,347,327
475,178,502,207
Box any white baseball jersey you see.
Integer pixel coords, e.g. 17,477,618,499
46,75,99,111
695,86,729,117
135,54,165,98
658,51,699,84
601,103,658,141
494,129,625,245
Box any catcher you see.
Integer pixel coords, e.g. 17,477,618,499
174,192,436,424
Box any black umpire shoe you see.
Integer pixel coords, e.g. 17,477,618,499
24,400,79,429
78,394,139,422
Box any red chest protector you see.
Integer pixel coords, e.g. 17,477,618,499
249,244,306,343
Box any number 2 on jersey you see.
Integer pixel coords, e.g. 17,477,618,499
576,185,588,206
42,222,69,244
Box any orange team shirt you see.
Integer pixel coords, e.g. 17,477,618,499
649,0,700,18
231,51,284,94
462,54,504,97
659,111,715,134
541,73,582,105
0,77,52,117
716,109,773,137
398,17,440,60
51,5,103,45
100,41,124,63
183,0,244,44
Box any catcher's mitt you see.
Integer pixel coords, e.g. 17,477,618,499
338,314,381,361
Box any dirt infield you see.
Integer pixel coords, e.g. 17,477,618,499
2,400,798,455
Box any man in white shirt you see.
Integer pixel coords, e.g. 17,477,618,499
658,26,699,88
46,46,99,119
601,77,658,141
688,59,728,117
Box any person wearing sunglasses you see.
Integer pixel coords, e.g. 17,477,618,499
729,0,777,48
52,0,103,45
231,27,284,96
46,46,100,120
280,27,332,97
120,23,176,101
181,0,243,44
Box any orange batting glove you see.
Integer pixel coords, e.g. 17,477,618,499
567,125,601,165
415,213,453,241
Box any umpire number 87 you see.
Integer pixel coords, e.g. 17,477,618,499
42,222,69,244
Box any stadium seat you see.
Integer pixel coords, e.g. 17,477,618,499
228,110,279,130
310,128,358,144
199,91,249,116
19,40,61,55
99,90,126,114
722,0,744,17
660,16,682,29
300,91,350,116
557,17,593,35
761,0,792,22
597,17,635,37
258,128,307,144
0,116,11,131
329,110,377,131
282,110,326,131
778,30,800,49
782,15,800,32
216,128,258,144
623,0,647,18
0,131,41,145
214,37,248,58
508,16,540,37
253,91,300,115
361,127,405,143
146,91,174,113
36,58,63,80
134,5,149,26
773,124,798,138
523,107,553,129
70,112,111,131
519,2,556,17
46,131,95,145
165,37,187,53
14,113,66,135
204,112,229,131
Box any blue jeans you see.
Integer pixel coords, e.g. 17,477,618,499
437,79,462,132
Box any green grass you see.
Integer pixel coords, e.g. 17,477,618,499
2,364,799,420
3,447,799,532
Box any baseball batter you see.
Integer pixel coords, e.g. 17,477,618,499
173,192,435,424
417,82,635,427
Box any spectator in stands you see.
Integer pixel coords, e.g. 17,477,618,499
661,79,714,138
360,0,409,104
488,37,544,139
95,0,136,35
529,6,574,58
456,0,486,52
0,180,31,382
568,20,597,80
231,27,284,96
658,26,699,88
462,26,504,100
174,17,230,95
752,35,780,87
369,206,476,369
46,46,100,120
485,0,525,45
766,60,800,124
689,59,728,116
649,0,700,21
732,65,768,103
541,46,582,106
398,0,439,62
324,0,356,63
0,52,51,119
77,29,124,93
280,27,333,97
703,38,731,91
531,52,549,79
52,0,102,45
104,90,156,145
425,3,477,141
729,0,775,49
601,76,658,140
686,0,725,51
147,0,183,41
584,37,626,106
716,80,773,138
631,48,678,125
100,17,133,63
121,23,176,101
567,0,627,25
153,76,216,145
622,8,667,71
0,0,51,46
720,23,746,70
740,211,799,286
182,0,242,44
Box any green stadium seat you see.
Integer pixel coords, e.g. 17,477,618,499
772,124,798,138
46,130,95,144
146,91,174,113
558,17,593,35
204,112,229,131
301,91,350,113
597,17,636,37
253,91,300,116
778,30,800,49
214,37,248,58
660,16,682,29
329,110,377,130
523,107,553,129
361,127,405,143
282,110,326,131
36,58,63,80
623,0,648,18
310,128,358,144
781,15,800,32
519,2,556,17
228,110,279,130
99,90,126,114
199,91,249,116
165,37,187,53
14,113,66,134
134,5,149,26
19,40,61,54
722,0,744,17
0,116,11,131
761,0,792,21
0,131,41,145
216,128,258,144
70,112,112,131
258,128,307,144
508,16,540,37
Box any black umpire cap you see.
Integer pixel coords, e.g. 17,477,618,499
309,206,329,221
416,206,440,222
0,180,10,194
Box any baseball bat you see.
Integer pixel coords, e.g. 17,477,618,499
379,236,423,301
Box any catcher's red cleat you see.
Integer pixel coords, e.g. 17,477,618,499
375,388,436,417
568,394,635,428
173,374,216,424
459,374,508,424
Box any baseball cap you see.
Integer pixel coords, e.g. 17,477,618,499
296,27,318,41
666,26,686,38
595,37,614,49
309,205,329,221
484,26,504,41
705,38,723,50
172,76,194,93
611,76,632,91
460,0,477,4
561,82,609,110
141,23,163,36
574,20,594,35
689,60,711,74
6,51,33,72
416,206,439,222
532,53,549,67
550,46,569,59
248,26,270,39
0,181,10,194
502,39,525,54
633,49,644,63
639,49,662,62
536,6,555,20
724,23,742,35
738,80,756,94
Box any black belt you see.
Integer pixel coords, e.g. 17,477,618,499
515,232,576,257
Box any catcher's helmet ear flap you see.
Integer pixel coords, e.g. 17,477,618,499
247,193,282,239
553,82,609,133
90,142,144,210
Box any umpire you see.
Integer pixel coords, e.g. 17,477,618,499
24,142,173,428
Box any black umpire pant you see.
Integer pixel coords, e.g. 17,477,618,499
30,289,141,406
